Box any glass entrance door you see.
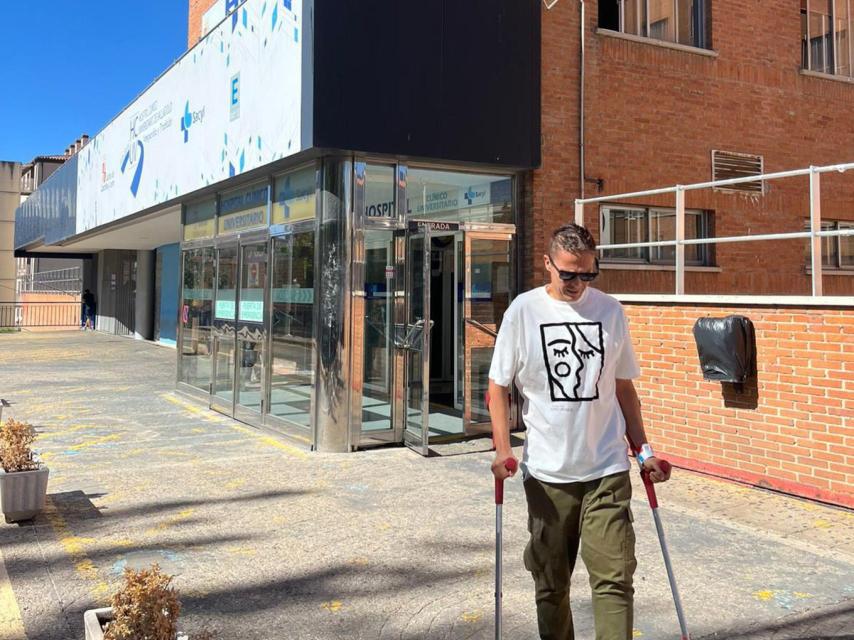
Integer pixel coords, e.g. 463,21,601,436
211,243,238,415
463,231,514,434
234,240,268,423
402,228,431,455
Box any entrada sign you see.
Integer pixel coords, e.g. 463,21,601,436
409,221,460,232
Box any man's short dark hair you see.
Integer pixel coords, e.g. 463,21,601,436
550,223,596,255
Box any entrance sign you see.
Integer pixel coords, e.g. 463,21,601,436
409,221,460,232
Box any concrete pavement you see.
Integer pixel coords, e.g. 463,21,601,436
0,331,851,639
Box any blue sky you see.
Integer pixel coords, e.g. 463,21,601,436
1,2,187,162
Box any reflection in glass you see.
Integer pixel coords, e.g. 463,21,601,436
213,246,238,405
361,230,395,431
405,236,426,439
467,238,513,425
603,208,648,261
180,247,215,390
237,243,267,414
405,168,513,224
270,231,315,427
649,210,704,264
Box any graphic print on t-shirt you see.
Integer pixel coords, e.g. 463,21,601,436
540,322,605,402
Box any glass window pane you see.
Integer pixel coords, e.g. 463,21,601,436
676,0,696,46
405,169,513,224
364,164,396,220
361,230,395,431
273,166,316,224
649,0,676,42
239,244,267,323
649,210,704,264
180,247,215,390
602,208,648,261
834,0,852,76
218,182,269,236
270,231,315,427
623,0,648,36
840,222,854,266
809,3,835,73
237,243,267,413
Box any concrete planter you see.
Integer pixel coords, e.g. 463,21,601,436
0,466,49,523
83,607,113,640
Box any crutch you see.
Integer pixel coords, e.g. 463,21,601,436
494,455,518,640
627,437,690,640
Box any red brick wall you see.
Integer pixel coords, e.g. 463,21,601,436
188,0,219,48
533,1,854,296
624,302,853,507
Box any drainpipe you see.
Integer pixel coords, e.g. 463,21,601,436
579,0,586,204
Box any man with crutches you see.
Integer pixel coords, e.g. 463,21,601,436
489,223,671,640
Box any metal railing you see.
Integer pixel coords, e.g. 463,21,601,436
18,267,82,295
575,162,854,296
0,302,83,328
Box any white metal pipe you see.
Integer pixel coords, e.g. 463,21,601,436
598,228,854,251
675,187,686,295
576,161,854,205
575,201,584,226
810,167,823,296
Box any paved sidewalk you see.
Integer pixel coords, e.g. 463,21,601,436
0,332,851,640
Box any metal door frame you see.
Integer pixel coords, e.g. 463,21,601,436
210,237,239,417
264,221,317,447
210,231,270,424
401,222,433,455
233,231,271,426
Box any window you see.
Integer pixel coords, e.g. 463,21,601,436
599,0,709,49
802,1,854,78
600,205,713,265
804,220,854,269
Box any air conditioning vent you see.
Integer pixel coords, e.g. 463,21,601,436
712,150,764,194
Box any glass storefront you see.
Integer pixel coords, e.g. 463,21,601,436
177,158,517,453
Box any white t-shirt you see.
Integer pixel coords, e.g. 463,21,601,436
488,286,641,483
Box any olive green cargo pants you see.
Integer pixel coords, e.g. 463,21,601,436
523,471,637,640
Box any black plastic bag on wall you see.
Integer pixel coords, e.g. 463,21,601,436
692,315,756,384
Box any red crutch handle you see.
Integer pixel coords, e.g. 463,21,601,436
639,459,671,509
495,458,518,505
626,435,670,510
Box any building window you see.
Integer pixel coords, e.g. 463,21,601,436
600,205,713,265
599,0,709,49
804,220,854,269
802,1,854,77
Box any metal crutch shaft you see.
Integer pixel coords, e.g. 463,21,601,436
495,457,518,640
628,437,691,640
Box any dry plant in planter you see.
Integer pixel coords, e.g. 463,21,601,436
0,418,49,522
104,564,181,640
0,418,40,472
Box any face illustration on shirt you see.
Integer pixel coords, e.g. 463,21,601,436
540,322,605,402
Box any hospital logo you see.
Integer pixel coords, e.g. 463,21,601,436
540,322,605,402
464,187,486,206
180,101,206,143
230,73,241,121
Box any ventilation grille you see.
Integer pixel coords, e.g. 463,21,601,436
712,150,764,194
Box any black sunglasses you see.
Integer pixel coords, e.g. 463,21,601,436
548,256,599,282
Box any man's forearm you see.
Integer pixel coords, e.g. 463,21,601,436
489,380,512,454
616,379,649,450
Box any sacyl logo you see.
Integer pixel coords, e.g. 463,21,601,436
180,101,205,143
464,187,486,206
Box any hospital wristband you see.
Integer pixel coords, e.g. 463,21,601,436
637,443,655,466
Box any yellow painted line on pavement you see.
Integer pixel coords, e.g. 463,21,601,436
68,434,121,451
0,546,26,640
161,393,308,459
43,498,109,599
